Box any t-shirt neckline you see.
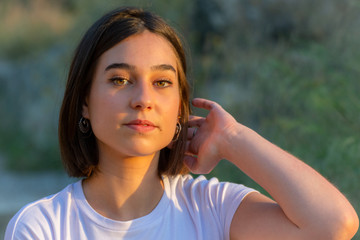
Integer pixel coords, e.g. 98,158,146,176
73,176,170,231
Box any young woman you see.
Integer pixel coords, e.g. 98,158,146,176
5,7,358,240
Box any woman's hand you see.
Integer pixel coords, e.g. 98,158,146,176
184,98,242,174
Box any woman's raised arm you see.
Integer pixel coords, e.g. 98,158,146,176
185,98,359,240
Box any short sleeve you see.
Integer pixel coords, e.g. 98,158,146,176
212,179,257,240
177,175,257,240
5,205,48,240
4,193,61,240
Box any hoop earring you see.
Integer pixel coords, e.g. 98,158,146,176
78,117,91,134
172,122,182,142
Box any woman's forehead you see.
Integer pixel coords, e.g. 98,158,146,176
98,31,178,71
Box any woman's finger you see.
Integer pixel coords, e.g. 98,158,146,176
183,155,197,171
184,139,197,155
188,115,205,127
187,127,198,140
192,98,219,111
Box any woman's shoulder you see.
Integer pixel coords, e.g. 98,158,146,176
5,180,80,239
14,181,76,215
165,174,211,185
165,174,255,199
166,174,247,188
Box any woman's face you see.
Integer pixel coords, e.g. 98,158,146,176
83,30,180,159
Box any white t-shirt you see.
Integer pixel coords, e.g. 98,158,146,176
5,175,256,240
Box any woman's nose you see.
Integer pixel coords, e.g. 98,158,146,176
130,81,154,110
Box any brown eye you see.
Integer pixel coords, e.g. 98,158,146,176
154,80,172,87
110,77,130,86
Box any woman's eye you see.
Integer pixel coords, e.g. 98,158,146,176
154,80,172,87
110,77,129,86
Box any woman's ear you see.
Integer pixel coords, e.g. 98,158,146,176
178,102,182,118
82,98,90,119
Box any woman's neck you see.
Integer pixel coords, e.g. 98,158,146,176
82,151,164,221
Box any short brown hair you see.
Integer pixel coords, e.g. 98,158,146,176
59,7,190,178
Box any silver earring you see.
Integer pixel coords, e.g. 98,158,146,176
79,117,91,134
172,122,182,142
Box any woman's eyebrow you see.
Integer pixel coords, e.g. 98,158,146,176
105,63,135,72
104,63,176,74
150,64,176,74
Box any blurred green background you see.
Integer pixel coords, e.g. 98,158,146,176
0,0,359,238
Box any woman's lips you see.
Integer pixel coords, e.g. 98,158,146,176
124,119,157,132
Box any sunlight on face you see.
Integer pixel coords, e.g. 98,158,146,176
83,30,180,160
